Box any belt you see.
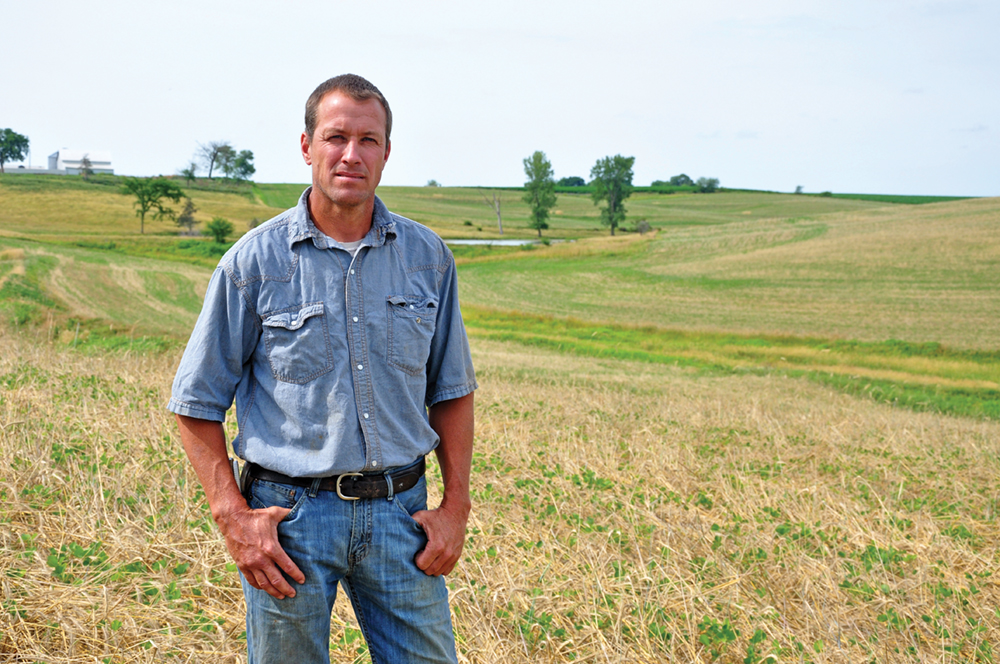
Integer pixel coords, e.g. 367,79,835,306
246,458,425,501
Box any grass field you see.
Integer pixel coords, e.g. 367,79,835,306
1,175,999,661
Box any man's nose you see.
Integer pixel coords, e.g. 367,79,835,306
341,139,361,163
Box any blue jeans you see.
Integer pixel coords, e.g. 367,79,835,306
239,467,458,664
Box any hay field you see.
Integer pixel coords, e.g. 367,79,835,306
457,197,1000,350
0,176,283,241
0,237,209,337
2,329,1000,663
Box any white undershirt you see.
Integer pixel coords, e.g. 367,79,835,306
339,239,364,258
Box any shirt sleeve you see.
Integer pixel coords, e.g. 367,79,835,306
425,252,478,407
167,265,259,422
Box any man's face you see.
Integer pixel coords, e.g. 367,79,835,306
301,91,391,212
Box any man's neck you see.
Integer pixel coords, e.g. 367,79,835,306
307,190,375,243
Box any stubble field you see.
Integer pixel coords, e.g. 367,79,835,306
2,330,1000,662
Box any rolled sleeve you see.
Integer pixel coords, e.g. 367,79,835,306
425,254,478,407
168,266,259,422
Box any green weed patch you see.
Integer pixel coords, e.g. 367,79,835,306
463,307,1000,420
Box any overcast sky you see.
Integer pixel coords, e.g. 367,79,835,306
2,0,996,196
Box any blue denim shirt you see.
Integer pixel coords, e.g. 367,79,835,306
168,189,477,477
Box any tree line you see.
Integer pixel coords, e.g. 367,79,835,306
521,152,721,236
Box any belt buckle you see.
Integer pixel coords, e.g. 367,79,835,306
336,472,363,500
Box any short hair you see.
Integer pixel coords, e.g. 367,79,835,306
304,74,392,143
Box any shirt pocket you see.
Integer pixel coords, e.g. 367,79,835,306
386,294,438,376
261,302,334,383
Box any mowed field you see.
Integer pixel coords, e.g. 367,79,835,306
1,174,999,662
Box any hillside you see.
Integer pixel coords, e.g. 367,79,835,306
1,176,997,419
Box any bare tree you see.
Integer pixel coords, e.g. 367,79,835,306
480,189,503,235
197,141,233,179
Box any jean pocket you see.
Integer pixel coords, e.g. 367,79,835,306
249,480,307,521
391,475,428,527
262,302,334,383
387,295,438,375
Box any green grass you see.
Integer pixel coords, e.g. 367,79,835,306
69,238,234,267
462,306,1000,420
828,193,973,204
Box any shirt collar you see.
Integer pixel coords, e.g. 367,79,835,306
287,187,397,250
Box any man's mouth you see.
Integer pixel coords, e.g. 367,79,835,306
335,172,365,180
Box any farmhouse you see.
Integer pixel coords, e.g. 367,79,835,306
47,149,114,175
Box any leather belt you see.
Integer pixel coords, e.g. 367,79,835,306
247,458,425,501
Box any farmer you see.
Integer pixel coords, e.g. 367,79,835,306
168,73,477,663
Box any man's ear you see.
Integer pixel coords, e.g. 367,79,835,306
301,132,312,165
384,140,391,163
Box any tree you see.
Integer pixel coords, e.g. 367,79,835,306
233,150,255,181
590,154,635,236
697,177,720,193
0,128,29,174
179,162,198,184
522,151,556,237
206,216,234,243
557,176,585,187
480,189,503,235
794,185,803,195
426,179,440,187
669,174,694,186
78,153,94,180
217,145,237,178
121,177,184,234
197,141,233,179
175,197,199,235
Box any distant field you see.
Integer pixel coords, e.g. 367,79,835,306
256,183,892,240
456,197,1000,350
829,193,973,204
0,174,284,241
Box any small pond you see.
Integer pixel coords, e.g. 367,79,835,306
445,239,537,246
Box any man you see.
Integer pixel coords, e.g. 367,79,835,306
169,74,477,663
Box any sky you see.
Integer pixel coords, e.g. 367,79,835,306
2,0,996,196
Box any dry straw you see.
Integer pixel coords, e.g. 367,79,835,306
2,329,999,662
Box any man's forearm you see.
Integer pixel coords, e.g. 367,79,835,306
428,392,475,514
176,414,247,523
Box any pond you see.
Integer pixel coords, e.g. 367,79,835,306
445,239,538,246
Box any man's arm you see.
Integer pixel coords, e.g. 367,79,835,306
176,414,305,599
412,392,474,576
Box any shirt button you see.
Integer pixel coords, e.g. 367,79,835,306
357,364,363,370
363,413,369,419
371,460,378,467
350,269,355,274
353,316,359,322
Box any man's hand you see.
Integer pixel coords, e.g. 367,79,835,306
176,414,305,600
412,503,469,576
217,504,305,600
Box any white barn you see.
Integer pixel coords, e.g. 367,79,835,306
48,149,114,175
